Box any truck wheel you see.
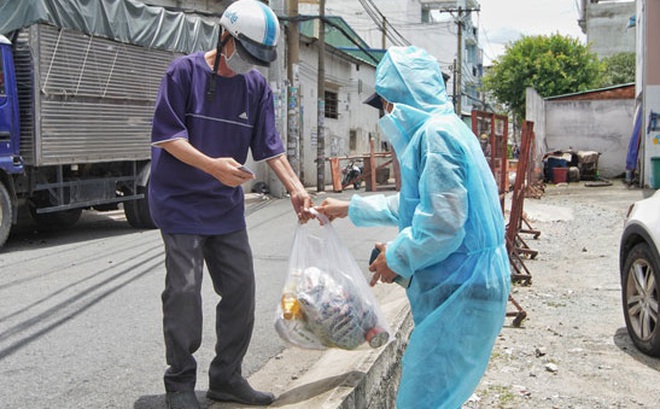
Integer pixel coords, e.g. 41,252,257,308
124,184,156,229
30,208,82,230
0,183,12,249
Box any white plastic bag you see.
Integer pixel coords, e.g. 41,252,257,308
274,211,392,350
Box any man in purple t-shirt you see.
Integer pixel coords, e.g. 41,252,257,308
149,1,311,408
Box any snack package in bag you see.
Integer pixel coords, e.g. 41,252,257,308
275,211,392,350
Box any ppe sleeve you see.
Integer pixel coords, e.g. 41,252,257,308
151,63,190,146
385,131,468,278
348,193,400,227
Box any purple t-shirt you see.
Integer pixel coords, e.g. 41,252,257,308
149,52,285,234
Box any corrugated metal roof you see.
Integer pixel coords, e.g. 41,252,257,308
298,15,385,66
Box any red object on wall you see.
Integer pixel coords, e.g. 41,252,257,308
553,167,568,184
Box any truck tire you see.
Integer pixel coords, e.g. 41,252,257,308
0,183,12,249
124,184,156,229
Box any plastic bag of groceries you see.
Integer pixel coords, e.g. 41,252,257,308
274,211,392,351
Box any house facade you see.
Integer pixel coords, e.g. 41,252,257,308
299,0,484,118
578,0,636,58
295,16,382,187
635,0,660,188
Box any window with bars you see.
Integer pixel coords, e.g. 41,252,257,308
324,90,338,119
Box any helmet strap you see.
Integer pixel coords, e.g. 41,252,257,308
206,30,231,101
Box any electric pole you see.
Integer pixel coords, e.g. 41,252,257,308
382,15,387,49
452,58,457,107
286,0,302,182
456,6,463,115
434,5,480,115
316,0,326,192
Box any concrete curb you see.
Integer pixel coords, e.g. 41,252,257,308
226,287,413,408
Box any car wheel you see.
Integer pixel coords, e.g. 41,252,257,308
622,242,660,356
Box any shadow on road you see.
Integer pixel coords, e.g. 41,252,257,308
132,370,367,408
134,393,166,409
613,326,660,371
3,207,150,252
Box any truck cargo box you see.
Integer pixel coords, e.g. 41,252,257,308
14,24,181,166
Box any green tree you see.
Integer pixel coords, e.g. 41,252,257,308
482,33,602,121
599,51,635,87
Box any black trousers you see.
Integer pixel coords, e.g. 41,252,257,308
160,230,255,392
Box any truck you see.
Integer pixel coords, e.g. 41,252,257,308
0,0,217,249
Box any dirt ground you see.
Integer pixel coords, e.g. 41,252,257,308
466,181,660,409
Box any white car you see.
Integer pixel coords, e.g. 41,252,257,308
619,189,660,356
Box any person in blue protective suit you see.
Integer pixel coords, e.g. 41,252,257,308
315,46,511,409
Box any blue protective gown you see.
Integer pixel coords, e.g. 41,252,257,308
348,46,511,409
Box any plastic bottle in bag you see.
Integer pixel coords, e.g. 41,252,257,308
281,269,303,320
281,292,301,320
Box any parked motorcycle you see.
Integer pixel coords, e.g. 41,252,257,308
342,159,364,190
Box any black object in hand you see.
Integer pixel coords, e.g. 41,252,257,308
368,246,410,288
369,247,381,265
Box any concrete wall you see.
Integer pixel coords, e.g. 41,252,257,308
526,87,634,179
525,88,547,174
545,99,634,178
586,1,636,58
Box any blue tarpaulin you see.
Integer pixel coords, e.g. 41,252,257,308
626,104,643,171
0,0,218,53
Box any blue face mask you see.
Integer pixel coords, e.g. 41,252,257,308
377,105,406,144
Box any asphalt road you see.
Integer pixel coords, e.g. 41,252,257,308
0,189,398,409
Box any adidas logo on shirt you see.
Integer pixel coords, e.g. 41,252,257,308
239,112,248,120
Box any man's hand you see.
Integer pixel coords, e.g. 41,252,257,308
266,155,312,223
290,189,313,223
205,158,256,187
368,242,399,286
158,139,254,187
314,198,349,223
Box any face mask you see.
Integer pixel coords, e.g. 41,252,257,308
377,105,406,143
377,105,408,154
224,47,255,75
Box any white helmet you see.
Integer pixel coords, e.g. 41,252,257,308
220,0,280,66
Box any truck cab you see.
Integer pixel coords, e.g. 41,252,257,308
0,34,23,175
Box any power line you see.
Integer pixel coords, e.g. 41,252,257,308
475,11,498,65
355,0,411,47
